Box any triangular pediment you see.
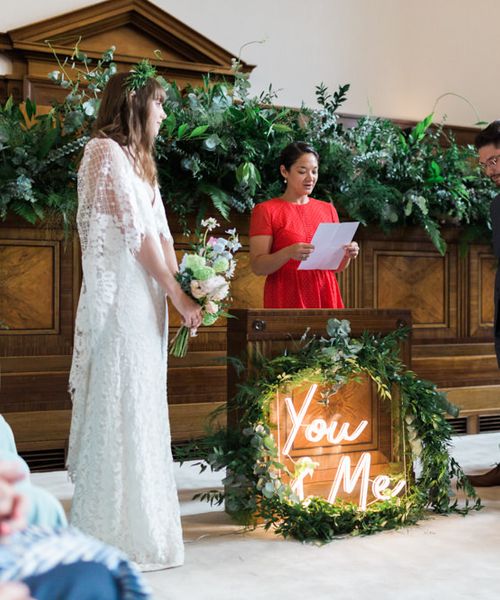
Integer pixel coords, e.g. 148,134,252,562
5,0,253,75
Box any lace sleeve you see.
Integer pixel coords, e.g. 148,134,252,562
77,138,145,255
154,186,173,244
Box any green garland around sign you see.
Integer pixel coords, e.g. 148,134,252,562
188,319,481,542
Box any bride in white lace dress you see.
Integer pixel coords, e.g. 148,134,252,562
67,71,202,571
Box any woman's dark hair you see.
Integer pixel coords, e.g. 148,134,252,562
475,121,500,150
279,141,319,171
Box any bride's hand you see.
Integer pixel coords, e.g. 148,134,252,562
179,295,202,329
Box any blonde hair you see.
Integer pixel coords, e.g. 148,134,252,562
93,71,166,184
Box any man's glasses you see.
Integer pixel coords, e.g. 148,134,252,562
479,154,500,172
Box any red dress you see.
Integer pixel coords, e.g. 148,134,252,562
249,197,345,309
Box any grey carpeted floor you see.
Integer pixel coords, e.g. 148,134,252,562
34,432,500,600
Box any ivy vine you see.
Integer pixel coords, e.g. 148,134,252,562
188,319,481,542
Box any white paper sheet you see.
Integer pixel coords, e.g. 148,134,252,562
297,222,359,270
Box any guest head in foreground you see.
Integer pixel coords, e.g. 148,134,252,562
0,460,150,599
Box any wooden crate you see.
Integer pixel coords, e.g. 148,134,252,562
227,309,411,507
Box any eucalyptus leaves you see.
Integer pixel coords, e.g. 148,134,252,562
190,319,480,542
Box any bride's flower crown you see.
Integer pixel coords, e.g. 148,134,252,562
126,59,158,92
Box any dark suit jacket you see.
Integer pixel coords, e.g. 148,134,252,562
491,193,500,259
490,194,500,365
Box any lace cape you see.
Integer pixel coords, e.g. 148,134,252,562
67,138,183,570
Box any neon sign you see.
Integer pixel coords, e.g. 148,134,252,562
278,383,406,511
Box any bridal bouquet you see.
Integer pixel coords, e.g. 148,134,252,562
169,218,241,358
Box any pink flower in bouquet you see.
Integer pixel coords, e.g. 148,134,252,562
205,300,219,314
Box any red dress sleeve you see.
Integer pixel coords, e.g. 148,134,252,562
330,202,340,223
250,203,273,236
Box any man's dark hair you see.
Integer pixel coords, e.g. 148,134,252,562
475,120,500,149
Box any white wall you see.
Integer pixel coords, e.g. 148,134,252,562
0,0,497,126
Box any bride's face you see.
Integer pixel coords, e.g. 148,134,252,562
147,96,166,138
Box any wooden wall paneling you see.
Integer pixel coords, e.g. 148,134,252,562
443,385,500,416
168,365,226,405
468,244,496,337
2,404,225,452
0,220,74,356
0,220,76,458
457,249,468,338
0,369,72,414
3,409,71,451
337,241,362,309
412,344,500,387
361,238,458,340
229,229,265,311
169,402,225,442
3,214,500,457
0,239,59,333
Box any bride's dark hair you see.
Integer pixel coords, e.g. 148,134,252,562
93,72,166,185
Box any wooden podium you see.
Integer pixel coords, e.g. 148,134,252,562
227,309,412,505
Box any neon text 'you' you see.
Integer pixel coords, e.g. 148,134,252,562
282,383,405,510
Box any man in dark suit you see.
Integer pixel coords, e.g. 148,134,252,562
468,121,500,487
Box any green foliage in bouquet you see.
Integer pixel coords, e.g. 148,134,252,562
181,319,481,542
0,46,496,253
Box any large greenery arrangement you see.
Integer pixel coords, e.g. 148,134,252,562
187,319,480,542
0,48,495,252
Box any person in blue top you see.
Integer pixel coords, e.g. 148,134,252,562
0,417,151,599
0,416,67,528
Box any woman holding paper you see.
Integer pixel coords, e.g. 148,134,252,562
249,141,359,308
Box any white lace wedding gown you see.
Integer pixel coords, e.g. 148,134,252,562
67,137,184,570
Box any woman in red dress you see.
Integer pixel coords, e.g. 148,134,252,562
249,142,359,308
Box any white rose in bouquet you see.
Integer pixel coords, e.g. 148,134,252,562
205,275,229,301
191,275,228,301
211,281,229,301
